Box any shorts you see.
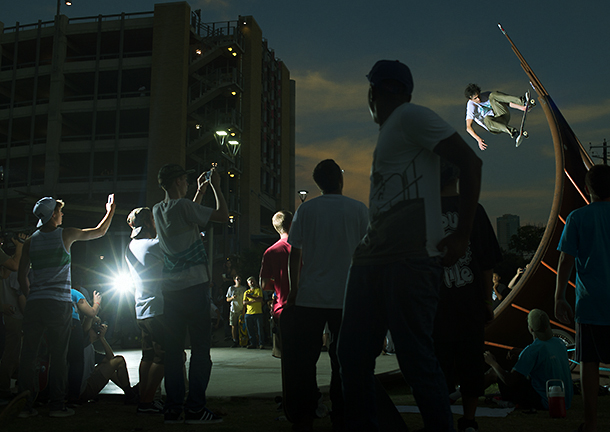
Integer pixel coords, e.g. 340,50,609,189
229,309,243,327
137,316,165,365
576,323,610,363
81,367,108,400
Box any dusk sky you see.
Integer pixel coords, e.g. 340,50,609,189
3,1,609,228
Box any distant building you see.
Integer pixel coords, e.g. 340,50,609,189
0,3,295,277
497,214,520,251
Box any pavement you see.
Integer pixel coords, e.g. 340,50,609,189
100,345,401,398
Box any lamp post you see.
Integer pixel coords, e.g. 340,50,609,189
298,190,308,203
56,0,72,17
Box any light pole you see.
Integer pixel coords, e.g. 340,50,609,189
56,0,72,17
298,190,308,203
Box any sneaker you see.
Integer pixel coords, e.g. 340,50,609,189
457,417,479,432
137,402,163,414
247,344,256,349
231,341,239,348
184,407,223,424
49,407,75,418
17,408,38,418
164,411,184,424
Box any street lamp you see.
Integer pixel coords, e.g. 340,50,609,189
56,0,72,17
298,190,308,203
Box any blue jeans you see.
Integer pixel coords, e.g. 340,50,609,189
337,257,455,432
245,313,264,346
163,283,211,413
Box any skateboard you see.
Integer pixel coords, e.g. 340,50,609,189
516,90,534,147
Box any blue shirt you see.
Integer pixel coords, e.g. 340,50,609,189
71,288,86,321
557,201,610,325
513,337,573,409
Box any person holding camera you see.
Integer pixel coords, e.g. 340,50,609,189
153,164,227,424
18,195,116,418
80,318,137,404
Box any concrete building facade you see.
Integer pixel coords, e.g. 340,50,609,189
0,2,295,275
496,213,520,252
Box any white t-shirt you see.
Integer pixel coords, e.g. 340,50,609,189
465,91,493,131
125,237,164,319
152,198,213,292
288,194,368,309
353,102,456,265
226,285,246,313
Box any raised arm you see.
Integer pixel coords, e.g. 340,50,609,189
434,132,482,266
62,194,116,250
466,119,487,151
1,234,26,272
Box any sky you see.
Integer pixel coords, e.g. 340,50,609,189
3,1,609,228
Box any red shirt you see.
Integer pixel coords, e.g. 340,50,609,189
259,237,290,318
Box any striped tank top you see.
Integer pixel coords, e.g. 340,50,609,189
28,228,72,302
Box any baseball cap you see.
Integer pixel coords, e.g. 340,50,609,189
367,60,414,95
33,197,62,228
527,309,554,341
126,207,152,239
157,164,195,188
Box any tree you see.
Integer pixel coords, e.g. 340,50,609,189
508,225,545,259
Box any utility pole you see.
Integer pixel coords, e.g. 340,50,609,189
589,139,608,165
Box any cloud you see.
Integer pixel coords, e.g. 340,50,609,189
295,136,374,204
292,70,367,116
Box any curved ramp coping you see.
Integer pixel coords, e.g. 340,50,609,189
485,25,592,354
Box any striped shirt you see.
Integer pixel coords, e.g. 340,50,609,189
28,228,71,302
152,198,213,292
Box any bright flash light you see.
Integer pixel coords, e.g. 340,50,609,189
232,52,237,57
228,140,239,145
216,130,228,136
195,48,202,55
227,47,233,52
113,272,134,294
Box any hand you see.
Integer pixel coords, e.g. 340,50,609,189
2,304,15,315
99,323,109,338
210,166,221,189
483,351,497,366
196,171,209,193
106,194,116,213
555,298,573,324
437,232,469,267
93,290,102,307
477,137,487,151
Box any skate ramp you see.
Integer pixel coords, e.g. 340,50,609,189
484,25,593,355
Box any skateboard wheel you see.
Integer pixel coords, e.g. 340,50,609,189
523,131,528,138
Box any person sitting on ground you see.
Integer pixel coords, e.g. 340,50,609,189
483,308,573,411
80,318,138,404
67,287,101,405
243,277,265,349
464,83,534,150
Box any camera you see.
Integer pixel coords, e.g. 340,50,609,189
204,170,212,182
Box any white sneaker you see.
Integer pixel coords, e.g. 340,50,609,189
49,407,75,418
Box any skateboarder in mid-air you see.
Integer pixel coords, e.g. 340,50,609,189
465,83,534,150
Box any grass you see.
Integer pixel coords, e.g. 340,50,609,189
1,377,609,431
